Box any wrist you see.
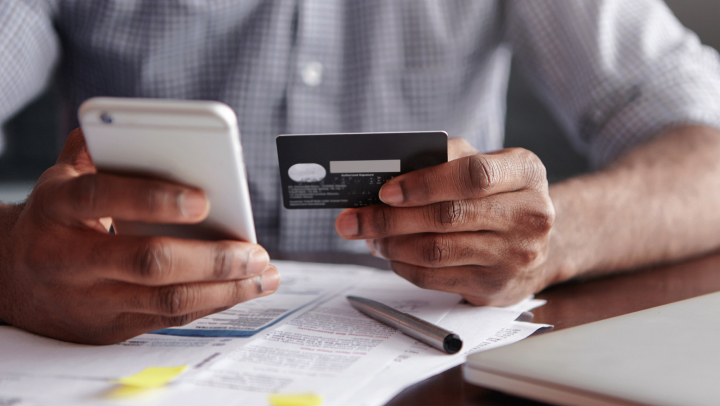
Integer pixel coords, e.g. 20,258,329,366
544,176,598,285
543,226,580,286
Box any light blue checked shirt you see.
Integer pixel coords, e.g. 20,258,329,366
2,0,720,252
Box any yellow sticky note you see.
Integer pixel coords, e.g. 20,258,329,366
268,393,323,406
114,365,188,389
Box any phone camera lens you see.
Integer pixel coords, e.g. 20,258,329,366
100,113,113,124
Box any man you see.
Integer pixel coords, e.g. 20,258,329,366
1,0,720,344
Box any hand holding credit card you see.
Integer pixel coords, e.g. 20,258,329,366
276,132,448,209
276,132,555,309
299,135,554,309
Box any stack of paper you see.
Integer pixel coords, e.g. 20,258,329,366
0,261,549,406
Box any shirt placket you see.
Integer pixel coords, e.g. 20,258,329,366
279,0,364,252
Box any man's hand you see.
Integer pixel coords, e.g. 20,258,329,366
335,139,555,306
0,129,279,344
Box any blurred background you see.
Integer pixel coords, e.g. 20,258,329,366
1,0,719,201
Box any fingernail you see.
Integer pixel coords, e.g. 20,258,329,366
366,239,387,259
337,212,359,237
380,183,403,204
179,190,208,218
246,249,269,276
366,239,376,255
259,268,280,293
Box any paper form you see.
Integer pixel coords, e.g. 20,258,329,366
0,262,375,404
0,261,548,406
152,270,463,405
343,301,551,406
0,396,40,406
151,262,375,338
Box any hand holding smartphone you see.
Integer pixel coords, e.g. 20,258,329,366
78,97,256,243
0,100,277,344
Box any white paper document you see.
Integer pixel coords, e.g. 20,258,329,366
344,303,551,406
0,260,549,406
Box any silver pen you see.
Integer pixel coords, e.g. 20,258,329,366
346,295,463,354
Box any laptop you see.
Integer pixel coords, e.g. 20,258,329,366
464,291,720,406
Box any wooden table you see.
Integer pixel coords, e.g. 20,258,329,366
273,250,720,406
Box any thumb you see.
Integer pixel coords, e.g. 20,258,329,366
56,128,96,174
448,137,480,161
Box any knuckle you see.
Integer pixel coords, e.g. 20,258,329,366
517,149,547,188
534,206,555,233
420,234,451,267
164,313,195,327
371,206,396,236
519,203,555,234
512,240,546,268
482,197,507,219
142,186,169,216
133,240,171,281
71,175,100,214
157,285,192,316
442,274,465,289
518,248,541,267
466,155,499,193
230,279,246,299
417,173,435,202
231,279,255,301
476,271,512,296
456,244,478,262
212,242,234,280
219,279,258,305
435,200,468,230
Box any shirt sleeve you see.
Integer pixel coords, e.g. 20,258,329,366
0,0,60,154
506,0,720,168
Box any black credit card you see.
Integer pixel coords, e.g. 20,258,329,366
276,131,448,209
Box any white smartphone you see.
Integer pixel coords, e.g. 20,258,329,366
78,97,257,243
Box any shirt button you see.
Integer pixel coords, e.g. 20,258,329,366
301,61,323,86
